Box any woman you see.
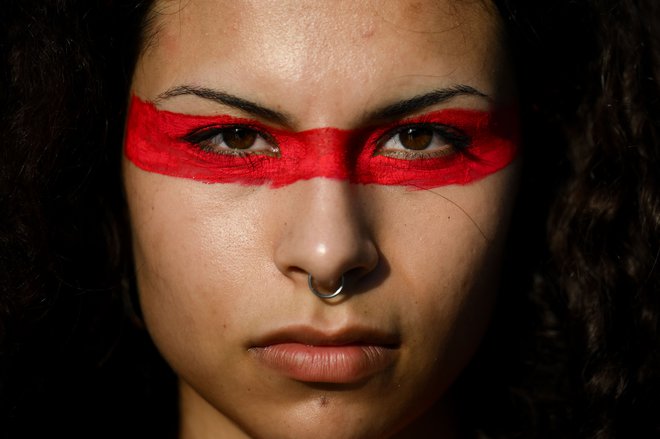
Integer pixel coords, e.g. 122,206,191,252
1,0,659,438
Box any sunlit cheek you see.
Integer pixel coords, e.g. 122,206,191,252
123,95,519,189
128,215,237,387
124,164,273,340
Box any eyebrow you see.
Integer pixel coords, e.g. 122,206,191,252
156,85,292,125
365,84,490,122
155,83,490,126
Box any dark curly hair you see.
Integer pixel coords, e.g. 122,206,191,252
0,1,176,437
1,1,658,438
458,1,660,438
537,0,660,435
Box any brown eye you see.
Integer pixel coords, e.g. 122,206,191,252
184,124,279,156
398,127,434,150
222,128,258,150
376,123,470,159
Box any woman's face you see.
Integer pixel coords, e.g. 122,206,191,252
124,1,518,437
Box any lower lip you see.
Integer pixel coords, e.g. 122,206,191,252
249,343,397,383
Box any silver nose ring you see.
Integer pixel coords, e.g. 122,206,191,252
308,274,344,299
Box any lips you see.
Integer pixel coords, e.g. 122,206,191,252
248,327,400,383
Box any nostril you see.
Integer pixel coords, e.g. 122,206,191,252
308,274,345,299
306,258,379,299
309,274,343,291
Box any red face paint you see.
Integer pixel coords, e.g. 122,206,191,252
124,95,518,189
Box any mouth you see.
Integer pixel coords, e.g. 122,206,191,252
248,327,400,384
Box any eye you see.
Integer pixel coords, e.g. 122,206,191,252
183,125,279,156
377,124,470,158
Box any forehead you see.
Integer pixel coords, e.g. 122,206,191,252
134,0,508,126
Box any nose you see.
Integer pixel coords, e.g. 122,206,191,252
273,179,379,295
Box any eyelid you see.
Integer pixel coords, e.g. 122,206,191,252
182,123,275,143
372,108,471,135
181,123,281,157
374,121,471,155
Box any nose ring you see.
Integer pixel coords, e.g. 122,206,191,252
308,274,344,299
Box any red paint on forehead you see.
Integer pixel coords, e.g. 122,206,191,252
124,95,518,189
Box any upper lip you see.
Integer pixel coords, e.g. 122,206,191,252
250,325,401,348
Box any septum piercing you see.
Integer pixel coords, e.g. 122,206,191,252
308,274,344,299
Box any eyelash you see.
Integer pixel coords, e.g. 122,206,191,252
181,121,471,158
182,124,279,156
375,123,471,158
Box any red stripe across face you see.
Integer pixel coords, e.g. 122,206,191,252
124,95,519,189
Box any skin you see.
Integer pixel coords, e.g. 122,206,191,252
123,1,518,438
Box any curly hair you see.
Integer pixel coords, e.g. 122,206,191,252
1,1,176,437
543,0,660,436
0,1,658,438
471,0,660,437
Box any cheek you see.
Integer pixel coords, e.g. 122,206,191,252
373,166,516,378
390,217,500,346
124,163,270,370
